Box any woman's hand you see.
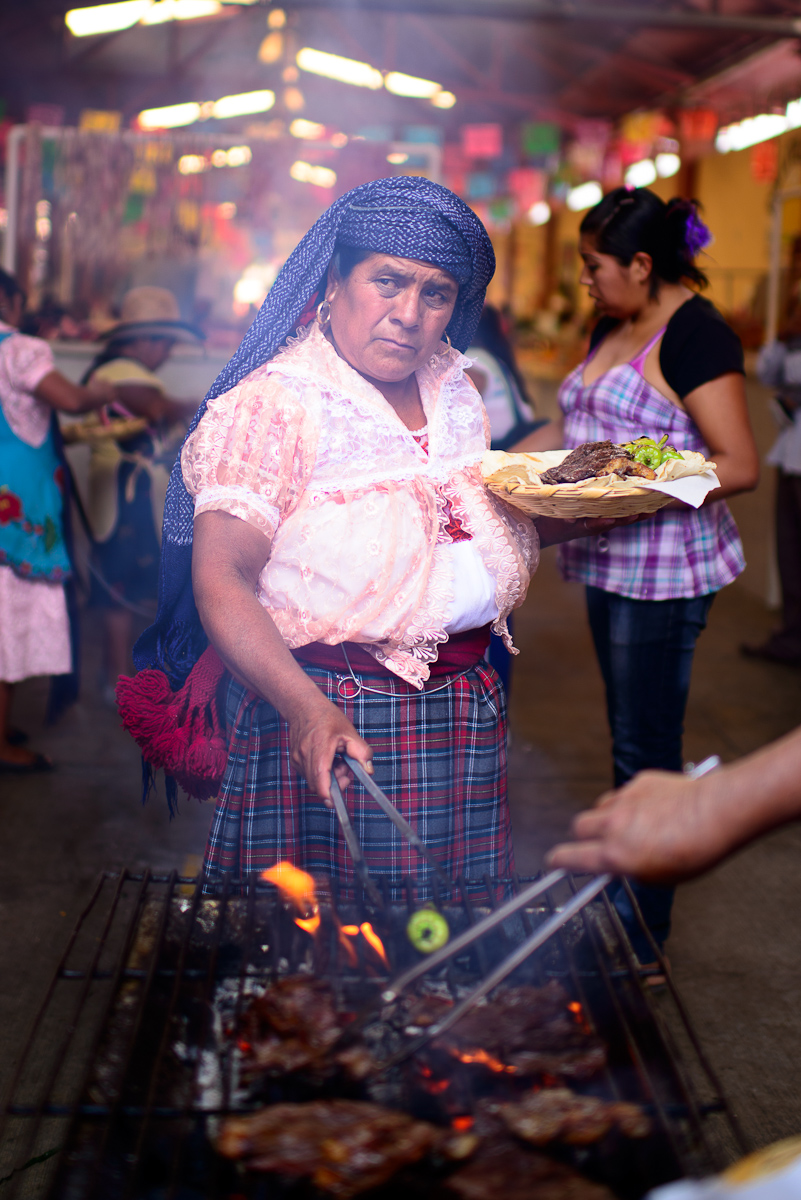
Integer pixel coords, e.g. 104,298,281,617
287,691,373,804
535,512,643,548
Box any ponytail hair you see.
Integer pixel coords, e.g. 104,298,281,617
580,187,711,295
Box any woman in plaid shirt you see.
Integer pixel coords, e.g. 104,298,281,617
518,187,759,964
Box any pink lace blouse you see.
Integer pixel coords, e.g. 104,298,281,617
181,322,538,686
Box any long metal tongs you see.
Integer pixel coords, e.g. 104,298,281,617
348,754,722,1072
329,752,453,906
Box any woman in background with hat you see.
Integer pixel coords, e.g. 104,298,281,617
83,286,202,699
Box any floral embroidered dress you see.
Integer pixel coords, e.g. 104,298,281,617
181,321,538,686
0,322,72,682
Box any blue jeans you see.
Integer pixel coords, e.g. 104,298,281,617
585,587,715,959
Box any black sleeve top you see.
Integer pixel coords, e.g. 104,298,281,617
588,294,745,400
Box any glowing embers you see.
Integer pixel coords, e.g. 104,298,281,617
449,1047,516,1074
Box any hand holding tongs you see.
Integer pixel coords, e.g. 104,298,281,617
330,754,721,1072
329,753,453,908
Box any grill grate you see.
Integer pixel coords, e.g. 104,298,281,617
0,869,748,1200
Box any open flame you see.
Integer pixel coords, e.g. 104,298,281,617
262,861,320,934
338,922,389,969
359,922,389,969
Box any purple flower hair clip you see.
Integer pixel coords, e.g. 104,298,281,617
685,209,712,257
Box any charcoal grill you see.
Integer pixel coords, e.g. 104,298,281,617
0,868,748,1200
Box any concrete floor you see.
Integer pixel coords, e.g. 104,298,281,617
2,379,801,1173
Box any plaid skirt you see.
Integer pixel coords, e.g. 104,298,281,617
203,661,513,896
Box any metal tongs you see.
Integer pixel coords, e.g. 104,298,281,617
329,753,721,1072
329,752,453,907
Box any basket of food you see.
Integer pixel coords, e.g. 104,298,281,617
61,415,149,445
482,436,719,519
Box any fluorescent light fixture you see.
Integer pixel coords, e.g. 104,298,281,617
624,159,657,188
178,153,208,174
225,144,252,165
655,152,681,178
138,101,201,129
290,118,326,140
431,90,456,109
385,71,441,99
528,200,551,226
65,0,151,35
212,90,274,118
290,160,337,188
210,145,251,167
566,181,602,212
142,0,221,23
296,47,383,90
716,110,792,153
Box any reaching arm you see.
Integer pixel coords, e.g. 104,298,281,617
191,510,373,803
114,383,189,424
546,724,801,883
34,370,115,414
683,372,759,501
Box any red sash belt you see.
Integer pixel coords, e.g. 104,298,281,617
291,625,492,679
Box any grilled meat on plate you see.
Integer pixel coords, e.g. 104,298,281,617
539,440,657,485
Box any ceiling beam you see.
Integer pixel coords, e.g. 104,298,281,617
276,1,801,36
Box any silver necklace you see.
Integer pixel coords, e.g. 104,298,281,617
335,643,471,699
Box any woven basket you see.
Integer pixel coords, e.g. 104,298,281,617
484,477,673,519
482,447,714,520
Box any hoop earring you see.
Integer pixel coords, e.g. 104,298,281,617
443,332,452,350
317,299,331,329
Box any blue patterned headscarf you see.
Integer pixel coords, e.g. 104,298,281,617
134,176,495,684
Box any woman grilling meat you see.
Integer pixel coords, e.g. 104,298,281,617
516,187,759,962
131,177,611,894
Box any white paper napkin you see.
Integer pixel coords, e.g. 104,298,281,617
640,469,720,509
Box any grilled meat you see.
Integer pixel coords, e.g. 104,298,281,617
495,1087,651,1145
437,982,607,1080
216,1099,470,1197
539,440,657,485
445,1137,616,1200
239,976,376,1078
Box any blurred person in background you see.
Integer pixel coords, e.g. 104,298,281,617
81,287,202,702
743,293,801,667
515,187,759,969
0,268,114,771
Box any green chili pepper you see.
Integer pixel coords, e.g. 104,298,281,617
406,906,450,954
622,434,683,468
